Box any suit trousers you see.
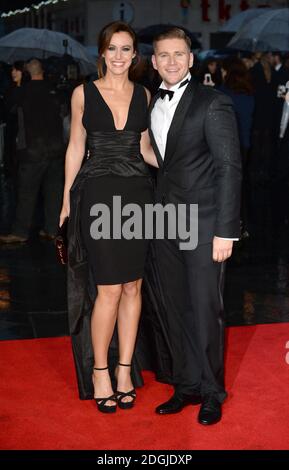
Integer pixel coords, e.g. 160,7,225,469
12,157,64,237
154,238,227,403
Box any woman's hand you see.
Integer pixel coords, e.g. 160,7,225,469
59,200,70,227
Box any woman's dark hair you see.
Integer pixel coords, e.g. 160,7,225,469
11,60,30,86
12,60,25,73
97,21,140,79
222,57,254,95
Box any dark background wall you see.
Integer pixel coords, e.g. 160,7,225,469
1,1,35,11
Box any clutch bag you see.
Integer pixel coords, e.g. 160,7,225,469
55,217,68,265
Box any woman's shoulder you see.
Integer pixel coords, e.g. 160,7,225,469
71,84,85,108
74,80,97,96
72,83,85,96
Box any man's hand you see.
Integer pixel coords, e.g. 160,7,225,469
212,237,233,262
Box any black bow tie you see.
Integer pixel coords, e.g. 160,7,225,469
158,88,174,100
158,78,190,101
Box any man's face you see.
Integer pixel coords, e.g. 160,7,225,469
152,38,193,88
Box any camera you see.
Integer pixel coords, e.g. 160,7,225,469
204,73,212,84
277,80,289,98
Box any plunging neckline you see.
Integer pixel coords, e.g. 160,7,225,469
92,81,136,131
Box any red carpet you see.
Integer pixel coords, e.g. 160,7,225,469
0,323,289,450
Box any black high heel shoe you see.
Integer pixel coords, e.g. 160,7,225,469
115,362,136,410
93,366,117,414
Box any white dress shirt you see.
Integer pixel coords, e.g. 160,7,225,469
151,72,191,159
151,73,238,241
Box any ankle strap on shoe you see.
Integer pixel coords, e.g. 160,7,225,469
94,366,108,370
118,362,131,367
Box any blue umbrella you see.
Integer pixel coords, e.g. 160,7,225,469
220,8,270,32
227,8,289,51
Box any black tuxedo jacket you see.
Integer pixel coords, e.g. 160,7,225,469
149,78,242,246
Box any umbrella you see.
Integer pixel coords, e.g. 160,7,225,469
197,48,238,61
85,45,98,59
220,8,270,32
227,8,289,51
137,24,201,49
0,28,96,74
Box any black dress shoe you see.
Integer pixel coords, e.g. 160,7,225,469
156,393,201,415
198,395,222,425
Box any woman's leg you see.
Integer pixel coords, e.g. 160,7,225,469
116,278,143,401
91,284,122,405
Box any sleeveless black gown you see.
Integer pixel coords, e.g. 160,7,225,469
80,81,153,284
66,81,170,400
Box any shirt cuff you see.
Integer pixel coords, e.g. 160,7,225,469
215,237,239,241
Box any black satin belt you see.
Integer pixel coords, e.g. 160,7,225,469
87,130,140,159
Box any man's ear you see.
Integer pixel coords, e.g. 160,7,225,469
189,52,194,69
152,55,157,71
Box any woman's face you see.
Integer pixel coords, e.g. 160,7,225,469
221,67,227,80
208,61,217,74
242,58,253,70
103,31,136,76
11,67,22,84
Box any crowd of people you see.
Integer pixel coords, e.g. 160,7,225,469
196,52,289,235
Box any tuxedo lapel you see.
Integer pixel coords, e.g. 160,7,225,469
163,79,197,165
148,92,164,168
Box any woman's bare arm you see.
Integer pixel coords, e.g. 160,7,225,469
140,88,159,168
140,128,159,168
59,85,87,226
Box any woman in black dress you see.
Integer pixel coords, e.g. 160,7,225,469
59,21,158,413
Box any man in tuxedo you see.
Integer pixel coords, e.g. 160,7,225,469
149,28,241,425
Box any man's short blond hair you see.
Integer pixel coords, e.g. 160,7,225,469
153,28,191,51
